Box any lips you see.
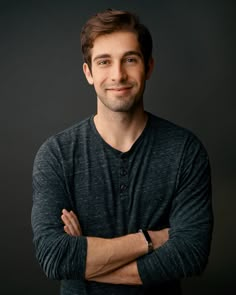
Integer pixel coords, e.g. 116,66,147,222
106,86,132,91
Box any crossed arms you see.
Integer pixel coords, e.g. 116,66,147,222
31,134,213,285
61,209,169,285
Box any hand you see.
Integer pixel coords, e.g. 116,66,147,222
61,209,82,236
148,228,169,249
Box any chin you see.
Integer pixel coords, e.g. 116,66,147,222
109,103,140,113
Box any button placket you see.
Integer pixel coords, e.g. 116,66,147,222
119,155,129,198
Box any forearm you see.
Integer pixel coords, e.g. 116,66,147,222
85,232,147,279
32,220,88,280
61,210,170,283
137,226,212,285
88,260,142,285
85,228,169,283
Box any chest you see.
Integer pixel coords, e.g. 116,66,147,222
68,146,177,237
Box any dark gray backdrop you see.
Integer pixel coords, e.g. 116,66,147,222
0,0,234,294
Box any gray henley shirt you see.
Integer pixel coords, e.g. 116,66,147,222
31,112,213,294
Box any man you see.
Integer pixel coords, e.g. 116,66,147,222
31,9,213,295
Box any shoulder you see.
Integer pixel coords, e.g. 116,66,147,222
148,112,192,138
147,112,209,157
34,116,92,162
51,116,92,143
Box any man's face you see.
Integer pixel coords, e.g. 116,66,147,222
83,31,153,113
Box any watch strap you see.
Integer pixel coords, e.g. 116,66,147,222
139,229,154,253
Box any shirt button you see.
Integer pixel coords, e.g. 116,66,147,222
120,169,127,176
121,155,128,162
120,184,127,193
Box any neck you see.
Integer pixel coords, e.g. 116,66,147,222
94,104,148,153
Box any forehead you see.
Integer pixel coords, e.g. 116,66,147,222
91,31,142,60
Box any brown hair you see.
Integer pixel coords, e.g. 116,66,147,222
81,9,153,73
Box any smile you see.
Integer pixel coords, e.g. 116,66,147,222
107,87,132,91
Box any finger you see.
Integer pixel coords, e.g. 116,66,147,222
61,214,70,231
65,211,80,234
69,211,82,233
61,214,74,233
63,209,82,234
61,212,80,236
62,208,70,216
64,225,72,235
61,213,69,226
61,209,75,227
63,218,77,236
70,211,80,226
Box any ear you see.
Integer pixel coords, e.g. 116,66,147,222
83,63,94,85
146,57,154,80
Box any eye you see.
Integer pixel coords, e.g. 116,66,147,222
97,60,110,66
125,57,138,64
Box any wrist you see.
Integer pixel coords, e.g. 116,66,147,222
138,229,154,254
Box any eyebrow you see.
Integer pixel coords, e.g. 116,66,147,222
123,51,143,58
93,54,110,63
93,51,143,63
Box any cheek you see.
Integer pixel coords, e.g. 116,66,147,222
130,68,145,81
93,72,107,87
93,78,106,94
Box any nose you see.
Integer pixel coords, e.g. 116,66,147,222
111,62,127,82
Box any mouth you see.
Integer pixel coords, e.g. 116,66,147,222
106,86,132,92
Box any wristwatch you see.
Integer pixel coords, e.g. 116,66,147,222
139,229,154,253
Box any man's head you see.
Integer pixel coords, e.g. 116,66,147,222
81,8,153,74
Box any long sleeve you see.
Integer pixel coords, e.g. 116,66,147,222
137,134,214,285
31,138,87,280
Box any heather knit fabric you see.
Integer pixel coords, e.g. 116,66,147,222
31,113,213,295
